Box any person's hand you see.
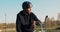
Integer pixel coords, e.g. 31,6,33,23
31,21,36,31
32,21,36,29
32,21,36,27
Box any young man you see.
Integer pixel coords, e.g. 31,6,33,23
16,1,41,32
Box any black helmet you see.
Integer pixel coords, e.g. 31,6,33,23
22,1,32,9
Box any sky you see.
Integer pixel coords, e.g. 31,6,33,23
0,0,60,23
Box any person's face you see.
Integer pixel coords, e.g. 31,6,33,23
25,4,32,14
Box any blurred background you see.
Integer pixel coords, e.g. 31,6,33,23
0,0,60,32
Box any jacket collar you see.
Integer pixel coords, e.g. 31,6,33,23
23,10,31,16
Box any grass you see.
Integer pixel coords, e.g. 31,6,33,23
2,30,16,32
0,26,60,32
1,29,60,32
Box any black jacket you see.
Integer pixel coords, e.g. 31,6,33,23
16,11,41,32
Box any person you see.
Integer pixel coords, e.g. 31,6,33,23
16,1,41,32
